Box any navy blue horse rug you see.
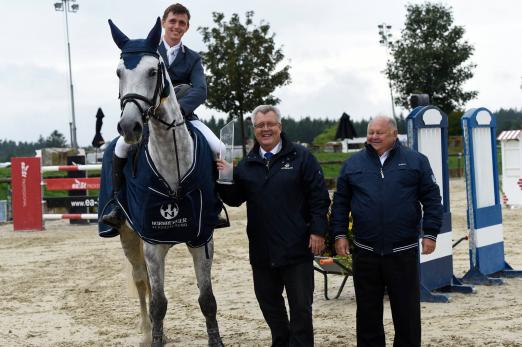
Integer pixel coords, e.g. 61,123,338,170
98,125,222,246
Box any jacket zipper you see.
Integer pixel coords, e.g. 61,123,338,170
379,163,384,255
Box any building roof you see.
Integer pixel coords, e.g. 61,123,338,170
497,130,521,141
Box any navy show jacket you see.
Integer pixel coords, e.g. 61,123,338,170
158,42,207,116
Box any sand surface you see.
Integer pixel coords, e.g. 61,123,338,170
0,178,521,346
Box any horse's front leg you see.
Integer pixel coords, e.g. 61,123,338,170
188,239,224,347
119,224,151,343
144,243,170,347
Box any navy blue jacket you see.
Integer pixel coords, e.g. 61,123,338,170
158,42,207,116
331,141,443,255
218,134,331,268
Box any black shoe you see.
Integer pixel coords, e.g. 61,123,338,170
101,206,125,228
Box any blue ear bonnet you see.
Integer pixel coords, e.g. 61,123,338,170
109,17,170,97
120,39,159,56
120,41,159,70
108,17,162,69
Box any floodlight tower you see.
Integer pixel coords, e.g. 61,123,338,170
54,0,80,149
378,23,396,119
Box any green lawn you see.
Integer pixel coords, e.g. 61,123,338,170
312,147,501,179
0,146,504,200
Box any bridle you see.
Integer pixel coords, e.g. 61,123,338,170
118,52,186,196
118,53,185,130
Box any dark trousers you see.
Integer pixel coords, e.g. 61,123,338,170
353,248,420,347
252,261,315,347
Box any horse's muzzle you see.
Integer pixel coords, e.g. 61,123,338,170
118,119,143,145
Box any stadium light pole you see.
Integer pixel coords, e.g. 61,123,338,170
54,0,79,149
378,23,396,119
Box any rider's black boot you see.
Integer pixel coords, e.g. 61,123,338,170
102,154,127,228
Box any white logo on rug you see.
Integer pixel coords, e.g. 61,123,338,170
160,203,179,220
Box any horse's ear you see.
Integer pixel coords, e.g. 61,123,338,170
108,19,129,50
146,17,162,47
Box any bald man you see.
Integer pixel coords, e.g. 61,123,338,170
330,115,443,347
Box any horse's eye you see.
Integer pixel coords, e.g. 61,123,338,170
149,69,157,77
116,69,121,78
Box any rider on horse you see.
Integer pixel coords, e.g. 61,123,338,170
102,3,224,229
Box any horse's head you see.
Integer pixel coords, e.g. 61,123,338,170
109,18,172,144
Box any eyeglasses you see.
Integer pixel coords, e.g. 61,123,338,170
254,122,280,129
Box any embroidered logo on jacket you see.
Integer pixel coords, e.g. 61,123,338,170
281,162,293,170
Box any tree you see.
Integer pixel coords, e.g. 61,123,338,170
198,11,291,157
43,130,68,148
387,3,477,114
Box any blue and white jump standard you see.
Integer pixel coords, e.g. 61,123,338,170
461,107,522,285
407,105,474,302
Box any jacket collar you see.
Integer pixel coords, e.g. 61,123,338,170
247,132,294,162
158,41,186,66
364,139,401,157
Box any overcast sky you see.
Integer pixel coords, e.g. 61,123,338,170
1,0,521,146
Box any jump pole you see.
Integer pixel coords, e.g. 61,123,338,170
461,108,522,284
11,156,100,231
406,105,474,302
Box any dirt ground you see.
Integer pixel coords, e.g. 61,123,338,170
0,178,521,346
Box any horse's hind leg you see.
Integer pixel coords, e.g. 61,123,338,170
188,239,224,347
144,243,170,347
119,225,152,343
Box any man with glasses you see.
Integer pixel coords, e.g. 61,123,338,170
216,105,330,346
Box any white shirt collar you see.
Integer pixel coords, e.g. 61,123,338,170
379,149,391,165
259,141,282,158
163,40,182,64
163,39,182,51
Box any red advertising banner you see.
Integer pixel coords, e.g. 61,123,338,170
11,157,43,231
44,177,100,191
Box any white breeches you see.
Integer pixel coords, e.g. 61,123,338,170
114,120,225,159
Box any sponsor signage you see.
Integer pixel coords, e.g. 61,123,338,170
11,157,43,231
45,196,99,209
44,178,100,191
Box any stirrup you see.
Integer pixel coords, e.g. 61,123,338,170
214,207,230,229
101,206,125,228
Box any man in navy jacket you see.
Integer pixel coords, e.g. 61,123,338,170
331,115,443,347
217,105,330,346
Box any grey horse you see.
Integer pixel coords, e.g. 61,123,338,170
107,18,224,347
